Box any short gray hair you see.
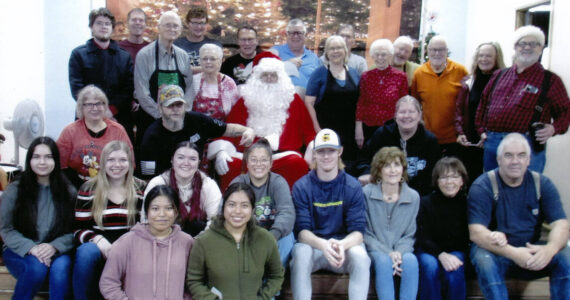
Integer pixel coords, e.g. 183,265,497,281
158,11,181,26
394,35,414,48
497,133,531,158
428,35,448,48
370,39,394,56
199,43,223,60
337,24,354,36
286,18,306,33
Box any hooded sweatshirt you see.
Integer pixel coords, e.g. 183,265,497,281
186,218,284,300
99,223,194,300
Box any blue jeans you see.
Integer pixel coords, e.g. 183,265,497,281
470,244,570,300
369,251,418,300
277,232,295,269
483,131,545,172
417,251,466,300
290,242,370,300
73,242,104,300
3,248,72,300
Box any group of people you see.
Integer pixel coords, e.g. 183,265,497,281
0,4,570,300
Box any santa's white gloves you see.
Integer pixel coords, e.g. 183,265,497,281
264,133,280,151
215,151,233,175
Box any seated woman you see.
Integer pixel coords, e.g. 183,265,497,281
57,85,133,188
186,182,284,299
72,140,146,300
0,137,76,300
305,35,360,164
191,43,239,121
230,138,295,267
415,157,469,300
145,142,221,236
358,95,440,196
100,185,194,300
363,146,420,300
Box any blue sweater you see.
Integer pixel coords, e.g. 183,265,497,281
292,170,366,240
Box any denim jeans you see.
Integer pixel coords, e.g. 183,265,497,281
417,251,466,300
277,232,295,269
483,131,545,172
3,248,72,300
73,242,105,300
470,244,570,300
369,251,418,300
290,242,370,300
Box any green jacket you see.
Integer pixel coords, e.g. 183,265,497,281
186,218,284,300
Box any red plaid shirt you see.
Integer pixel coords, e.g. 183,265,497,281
475,62,570,135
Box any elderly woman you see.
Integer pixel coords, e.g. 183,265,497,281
191,43,239,121
455,42,505,185
363,146,420,300
415,157,469,300
305,35,360,163
355,39,408,148
57,85,133,189
358,96,441,196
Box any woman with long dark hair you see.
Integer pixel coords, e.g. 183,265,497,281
0,137,76,299
72,140,146,300
144,141,221,236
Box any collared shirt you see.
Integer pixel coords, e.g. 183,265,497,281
134,40,193,119
475,62,570,135
272,44,321,88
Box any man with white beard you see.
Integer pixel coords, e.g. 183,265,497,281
208,52,316,190
475,25,570,172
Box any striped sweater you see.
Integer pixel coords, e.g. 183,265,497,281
74,178,146,244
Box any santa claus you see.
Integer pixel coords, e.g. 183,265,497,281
207,52,316,190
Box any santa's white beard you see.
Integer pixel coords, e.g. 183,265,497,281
241,80,295,137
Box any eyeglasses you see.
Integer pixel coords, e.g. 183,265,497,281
162,23,180,29
516,41,541,49
83,102,105,109
239,38,257,43
190,21,206,26
95,21,112,27
287,31,305,37
249,158,270,165
428,47,447,53
200,56,219,62
438,174,461,181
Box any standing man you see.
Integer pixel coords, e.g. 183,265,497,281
411,35,468,157
118,8,149,61
468,133,570,300
220,26,259,85
320,24,367,75
475,25,570,172
69,8,134,140
392,35,420,87
174,5,222,74
134,11,193,145
272,19,321,92
290,129,370,300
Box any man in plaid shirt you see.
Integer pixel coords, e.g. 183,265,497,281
475,25,570,172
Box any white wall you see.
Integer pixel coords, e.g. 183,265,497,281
423,0,468,64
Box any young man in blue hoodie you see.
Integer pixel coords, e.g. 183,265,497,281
290,129,371,300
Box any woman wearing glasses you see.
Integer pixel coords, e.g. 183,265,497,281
56,85,133,188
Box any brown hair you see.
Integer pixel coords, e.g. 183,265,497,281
89,7,115,28
370,146,408,183
431,157,468,190
186,5,208,23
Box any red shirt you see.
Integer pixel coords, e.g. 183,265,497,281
475,63,570,135
356,66,408,127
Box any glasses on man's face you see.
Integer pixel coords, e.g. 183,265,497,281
287,31,305,37
162,23,180,30
83,102,105,109
516,41,541,49
428,48,447,53
95,21,112,27
190,21,206,27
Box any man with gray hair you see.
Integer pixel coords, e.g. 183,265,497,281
272,19,321,90
391,35,420,87
468,132,570,300
134,11,193,145
320,24,367,74
411,35,468,157
475,25,570,173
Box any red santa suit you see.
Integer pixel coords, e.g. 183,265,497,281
208,94,315,191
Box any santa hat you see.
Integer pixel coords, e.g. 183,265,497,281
252,51,281,67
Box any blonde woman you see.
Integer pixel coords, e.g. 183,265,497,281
72,140,146,300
